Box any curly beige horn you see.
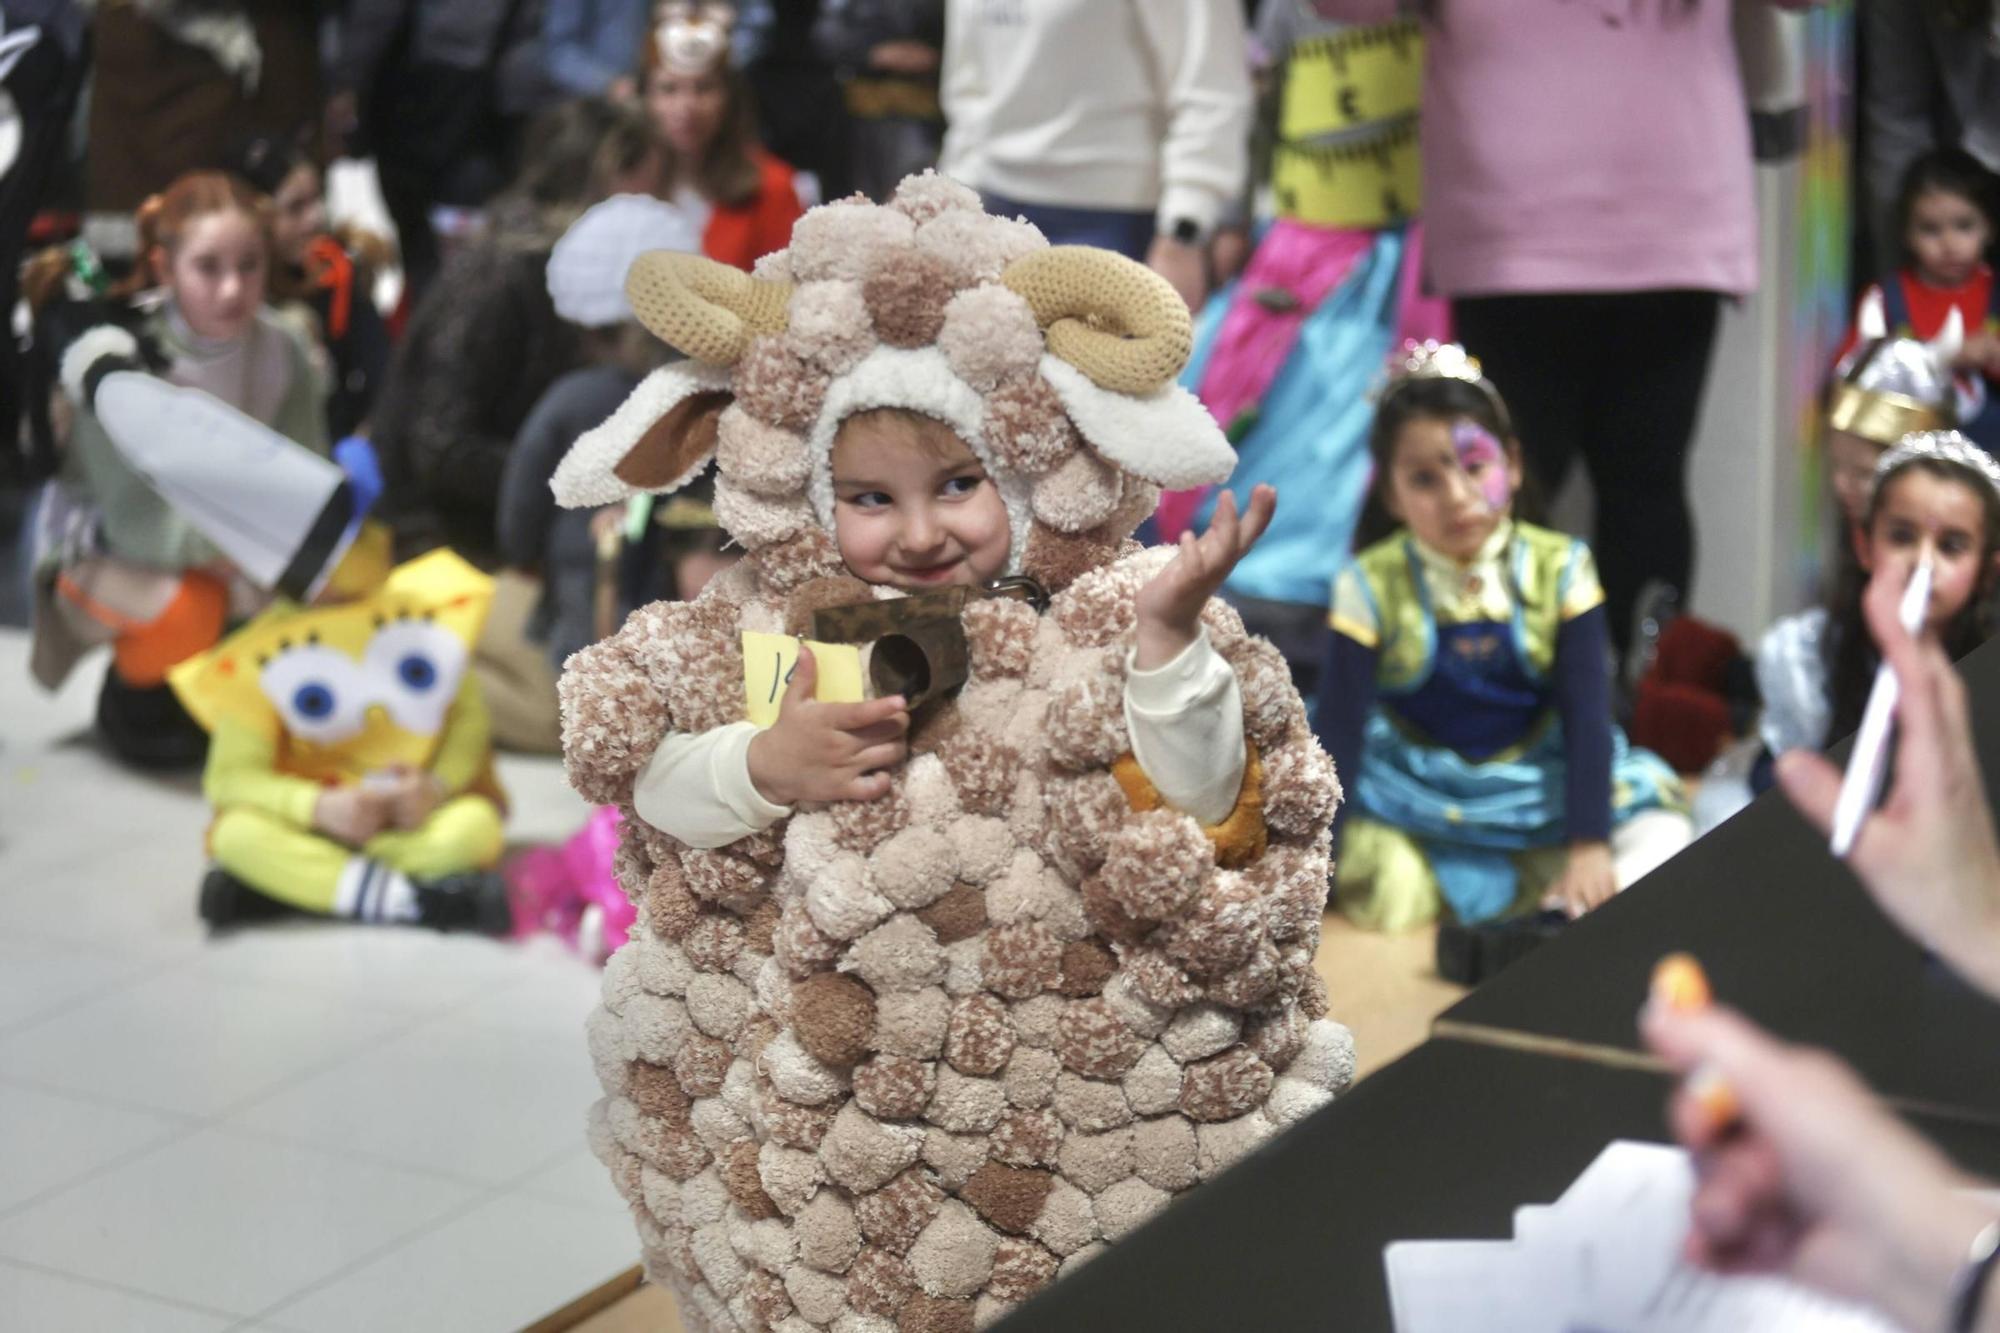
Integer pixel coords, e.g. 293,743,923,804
1001,246,1194,395
624,251,793,365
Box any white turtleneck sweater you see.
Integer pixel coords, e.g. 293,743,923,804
937,0,1254,236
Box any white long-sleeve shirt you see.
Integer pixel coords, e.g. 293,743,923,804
937,0,1253,236
635,629,1246,848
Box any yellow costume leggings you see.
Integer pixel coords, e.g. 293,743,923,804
210,796,505,915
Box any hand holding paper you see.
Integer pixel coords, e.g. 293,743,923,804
745,636,909,807
1642,1001,1994,1332
1385,1141,1899,1333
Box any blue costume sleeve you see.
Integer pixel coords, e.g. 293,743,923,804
1554,604,1614,842
1315,625,1379,852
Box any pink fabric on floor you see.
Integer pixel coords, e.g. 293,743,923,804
506,805,636,964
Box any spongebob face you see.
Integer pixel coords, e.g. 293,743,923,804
170,551,492,779
258,611,470,747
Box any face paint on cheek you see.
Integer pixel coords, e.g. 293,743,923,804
1452,420,1512,514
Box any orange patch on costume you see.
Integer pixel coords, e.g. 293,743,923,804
1112,742,1267,869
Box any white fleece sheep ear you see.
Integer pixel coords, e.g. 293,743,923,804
551,360,734,508
1038,355,1236,490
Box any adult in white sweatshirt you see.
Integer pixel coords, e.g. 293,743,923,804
938,0,1252,309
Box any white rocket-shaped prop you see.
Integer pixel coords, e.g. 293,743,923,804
62,326,366,601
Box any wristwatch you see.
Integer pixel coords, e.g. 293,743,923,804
1168,217,1205,246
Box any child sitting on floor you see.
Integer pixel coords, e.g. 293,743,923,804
1316,342,1689,935
29,171,329,768
176,545,513,933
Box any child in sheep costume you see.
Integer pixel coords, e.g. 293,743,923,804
552,172,1353,1333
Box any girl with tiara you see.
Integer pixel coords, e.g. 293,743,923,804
1713,432,2000,824
1316,342,1690,938
1688,324,1989,834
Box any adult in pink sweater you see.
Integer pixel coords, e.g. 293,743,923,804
1310,0,1760,660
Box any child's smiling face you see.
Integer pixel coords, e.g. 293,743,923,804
1384,414,1522,561
829,410,1012,592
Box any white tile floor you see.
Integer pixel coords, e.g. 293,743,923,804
0,630,640,1331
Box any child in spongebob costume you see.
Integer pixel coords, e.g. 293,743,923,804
170,545,513,933
552,173,1355,1328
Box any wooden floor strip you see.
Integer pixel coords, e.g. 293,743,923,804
1430,1019,1670,1073
1431,1018,2000,1132
521,1266,645,1333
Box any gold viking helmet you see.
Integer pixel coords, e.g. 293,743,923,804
1828,291,1963,447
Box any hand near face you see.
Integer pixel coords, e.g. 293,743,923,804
1776,562,2000,996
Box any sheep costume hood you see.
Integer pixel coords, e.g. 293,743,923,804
553,172,1353,1331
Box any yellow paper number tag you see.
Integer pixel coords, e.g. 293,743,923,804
742,631,867,726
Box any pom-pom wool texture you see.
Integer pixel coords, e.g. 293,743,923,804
556,173,1352,1326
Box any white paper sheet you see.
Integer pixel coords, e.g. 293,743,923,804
1383,1140,1899,1333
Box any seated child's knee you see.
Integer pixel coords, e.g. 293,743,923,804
1336,820,1442,932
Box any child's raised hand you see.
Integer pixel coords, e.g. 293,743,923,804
313,785,390,847
747,645,911,806
1135,484,1277,669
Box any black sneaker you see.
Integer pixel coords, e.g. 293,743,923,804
198,867,299,928
413,871,514,936
1435,910,1569,986
98,673,208,771
1434,919,1485,987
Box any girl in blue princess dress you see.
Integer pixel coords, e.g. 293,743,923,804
1316,344,1691,933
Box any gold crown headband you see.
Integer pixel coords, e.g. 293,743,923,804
1376,339,1513,432
1873,430,2000,505
654,2,734,74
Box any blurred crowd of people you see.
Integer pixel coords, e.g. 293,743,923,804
3,0,1999,944
7,3,2000,1326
